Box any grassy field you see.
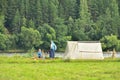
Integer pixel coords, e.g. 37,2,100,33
0,55,120,80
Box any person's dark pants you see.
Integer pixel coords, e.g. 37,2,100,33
49,49,55,58
38,54,41,58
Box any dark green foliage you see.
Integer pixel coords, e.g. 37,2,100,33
37,23,56,50
11,9,21,33
0,14,8,34
0,33,7,50
58,0,76,19
100,35,120,51
0,0,120,51
35,0,42,27
18,27,42,50
28,19,35,28
54,18,71,50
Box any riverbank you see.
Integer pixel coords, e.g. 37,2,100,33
0,52,120,58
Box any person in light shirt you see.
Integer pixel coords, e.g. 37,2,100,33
49,41,57,58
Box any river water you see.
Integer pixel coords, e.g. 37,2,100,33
0,52,120,58
56,52,120,58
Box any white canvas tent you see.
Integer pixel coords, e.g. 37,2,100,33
63,41,104,59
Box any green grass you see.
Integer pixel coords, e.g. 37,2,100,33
0,56,120,80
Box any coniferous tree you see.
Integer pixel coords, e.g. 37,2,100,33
97,0,119,38
67,16,75,36
75,0,92,40
35,0,42,27
5,0,17,33
28,19,35,29
54,18,71,49
88,0,99,22
12,9,21,33
21,17,27,27
79,0,91,23
117,0,120,15
58,0,76,19
109,0,120,37
0,0,7,14
24,0,29,19
48,0,58,26
0,0,120,51
0,14,7,34
41,0,49,23
29,0,36,20
37,23,56,50
19,0,26,17
75,0,80,19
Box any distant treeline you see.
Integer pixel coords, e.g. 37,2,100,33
0,0,120,51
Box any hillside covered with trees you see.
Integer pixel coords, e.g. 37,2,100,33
0,0,120,51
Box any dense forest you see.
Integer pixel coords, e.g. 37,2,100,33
0,0,120,51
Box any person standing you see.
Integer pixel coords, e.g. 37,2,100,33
50,41,57,58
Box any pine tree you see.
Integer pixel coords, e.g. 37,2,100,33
0,14,7,34
79,0,91,23
28,19,35,29
117,0,120,15
19,0,26,17
21,17,27,27
12,9,21,33
58,0,76,19
24,0,29,19
5,0,17,33
35,0,42,27
109,0,120,37
0,0,7,14
54,18,71,49
37,23,56,50
67,16,74,36
88,0,99,22
41,0,49,23
98,0,120,37
109,0,119,17
74,0,92,40
48,0,58,26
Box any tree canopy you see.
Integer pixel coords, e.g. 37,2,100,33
0,0,120,51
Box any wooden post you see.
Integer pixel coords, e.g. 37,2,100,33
112,48,116,58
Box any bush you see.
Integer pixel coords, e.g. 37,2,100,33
100,35,119,51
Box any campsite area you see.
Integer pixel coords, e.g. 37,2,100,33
1,0,120,80
0,56,120,80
